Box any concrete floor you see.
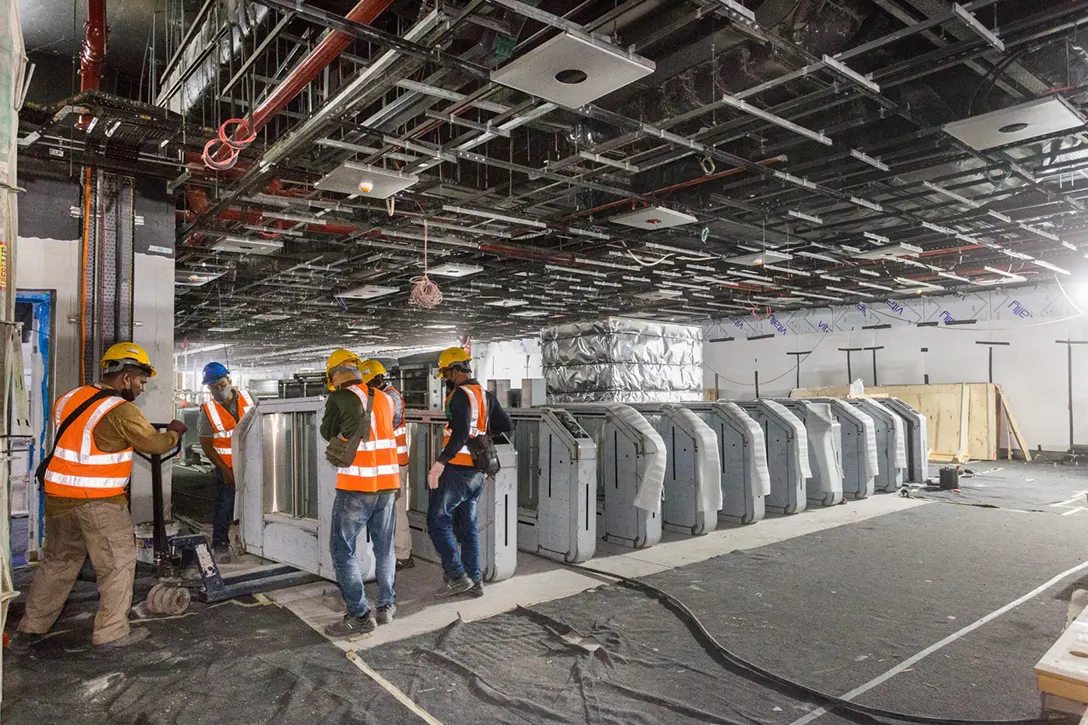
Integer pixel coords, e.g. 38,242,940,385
267,494,926,651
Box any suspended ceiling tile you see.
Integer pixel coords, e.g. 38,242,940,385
943,96,1085,151
315,162,419,198
491,32,655,109
610,205,699,229
339,285,399,300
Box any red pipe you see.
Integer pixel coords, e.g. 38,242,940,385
76,0,108,130
80,0,108,92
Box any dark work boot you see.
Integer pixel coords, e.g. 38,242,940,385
324,613,376,639
433,574,473,599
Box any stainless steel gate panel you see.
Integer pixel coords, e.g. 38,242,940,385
629,403,721,535
404,410,519,581
734,401,811,515
236,397,376,583
880,399,929,483
773,399,844,507
557,404,665,549
681,403,769,524
510,408,597,563
847,399,907,492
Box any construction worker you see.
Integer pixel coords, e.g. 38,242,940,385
427,347,512,599
198,362,255,563
13,343,187,649
319,350,400,638
360,359,413,570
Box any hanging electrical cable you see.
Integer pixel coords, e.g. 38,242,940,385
409,221,443,309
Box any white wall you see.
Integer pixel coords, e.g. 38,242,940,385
16,236,80,392
703,283,1088,451
472,337,542,388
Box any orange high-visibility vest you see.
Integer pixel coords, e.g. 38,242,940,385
442,383,487,468
44,385,133,499
202,389,254,470
335,383,401,493
381,384,409,467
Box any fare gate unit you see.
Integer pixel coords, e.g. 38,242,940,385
682,402,771,525
774,399,844,507
808,399,878,499
557,404,665,549
508,408,597,563
404,410,519,582
880,399,929,483
235,397,378,582
628,403,722,536
734,401,812,514
847,399,907,492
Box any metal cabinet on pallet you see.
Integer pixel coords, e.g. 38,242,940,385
404,409,518,582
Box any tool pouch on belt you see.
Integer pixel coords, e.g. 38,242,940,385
467,434,501,477
325,387,374,469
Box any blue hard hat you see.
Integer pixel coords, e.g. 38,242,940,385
202,362,231,385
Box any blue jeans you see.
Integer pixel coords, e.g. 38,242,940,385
329,490,396,617
428,466,484,582
212,469,234,547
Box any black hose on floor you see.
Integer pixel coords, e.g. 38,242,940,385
570,563,1058,725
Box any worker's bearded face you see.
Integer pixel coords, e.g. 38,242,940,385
120,374,146,402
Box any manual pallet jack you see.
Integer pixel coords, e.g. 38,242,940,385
140,426,317,615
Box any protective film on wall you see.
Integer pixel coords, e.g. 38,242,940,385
704,284,1076,340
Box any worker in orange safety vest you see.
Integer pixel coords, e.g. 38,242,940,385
13,343,187,650
319,349,400,639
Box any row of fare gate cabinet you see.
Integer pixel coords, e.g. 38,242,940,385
232,397,928,584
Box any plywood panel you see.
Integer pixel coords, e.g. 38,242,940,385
792,382,1003,463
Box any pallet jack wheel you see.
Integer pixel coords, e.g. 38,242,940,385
163,586,191,615
146,584,167,613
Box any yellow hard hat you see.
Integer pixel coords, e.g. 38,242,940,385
359,359,387,385
326,348,363,390
100,342,157,378
435,347,471,378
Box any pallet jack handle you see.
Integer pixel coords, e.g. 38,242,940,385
135,424,182,572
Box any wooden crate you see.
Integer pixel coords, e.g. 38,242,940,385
790,382,1029,463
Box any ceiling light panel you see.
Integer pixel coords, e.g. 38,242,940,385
211,237,283,256
315,162,419,198
610,205,699,229
491,32,654,108
726,250,793,266
943,96,1084,151
338,285,399,300
428,263,483,278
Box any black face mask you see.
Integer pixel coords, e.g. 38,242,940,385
120,387,137,402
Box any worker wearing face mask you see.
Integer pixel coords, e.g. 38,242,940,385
198,362,255,563
427,347,513,599
12,343,187,650
360,359,414,570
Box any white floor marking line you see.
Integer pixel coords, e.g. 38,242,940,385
346,649,445,724
789,558,1088,725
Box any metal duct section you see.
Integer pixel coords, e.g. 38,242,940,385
542,318,703,403
156,0,268,116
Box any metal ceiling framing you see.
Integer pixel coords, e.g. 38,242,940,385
18,0,1088,363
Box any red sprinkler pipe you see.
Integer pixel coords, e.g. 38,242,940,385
76,0,108,130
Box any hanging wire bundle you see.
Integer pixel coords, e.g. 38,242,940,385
409,221,443,309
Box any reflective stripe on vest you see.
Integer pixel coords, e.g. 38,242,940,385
382,384,410,466
334,384,400,493
44,386,134,499
442,384,487,467
203,390,253,469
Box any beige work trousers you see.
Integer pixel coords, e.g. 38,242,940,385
394,465,412,560
19,500,137,645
